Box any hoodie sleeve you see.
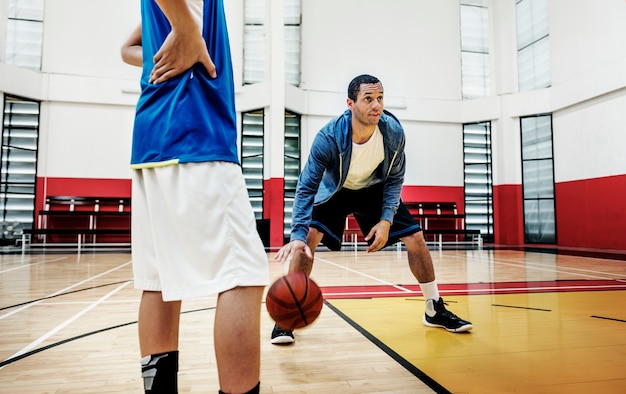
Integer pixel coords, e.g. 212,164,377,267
290,129,336,242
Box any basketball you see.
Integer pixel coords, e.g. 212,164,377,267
266,272,324,330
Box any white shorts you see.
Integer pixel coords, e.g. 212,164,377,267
131,162,270,301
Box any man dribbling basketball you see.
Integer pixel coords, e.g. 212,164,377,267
273,74,473,345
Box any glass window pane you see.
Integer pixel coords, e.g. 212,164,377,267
462,52,490,99
284,0,301,24
5,19,43,69
2,97,39,229
461,5,489,53
521,114,555,243
244,26,266,84
241,111,264,219
463,122,493,239
519,36,551,91
517,0,550,91
461,2,490,99
285,25,301,86
8,0,44,20
245,0,265,24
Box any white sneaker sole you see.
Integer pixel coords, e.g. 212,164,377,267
271,335,295,345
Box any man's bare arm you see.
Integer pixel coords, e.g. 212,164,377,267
150,0,216,83
121,24,143,67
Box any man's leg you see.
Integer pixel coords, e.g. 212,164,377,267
402,231,473,333
138,291,182,393
214,286,264,394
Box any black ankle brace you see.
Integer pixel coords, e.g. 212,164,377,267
141,350,179,393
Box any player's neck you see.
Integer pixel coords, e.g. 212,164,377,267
351,124,377,144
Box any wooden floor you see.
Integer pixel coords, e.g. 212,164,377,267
1,247,625,393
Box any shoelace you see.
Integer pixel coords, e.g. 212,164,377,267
435,300,463,320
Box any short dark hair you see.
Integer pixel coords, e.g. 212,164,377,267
348,74,382,101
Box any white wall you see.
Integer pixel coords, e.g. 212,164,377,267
554,92,626,182
42,0,140,80
548,0,626,183
300,0,462,101
1,0,625,188
38,102,134,179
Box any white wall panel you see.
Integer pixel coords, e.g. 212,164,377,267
403,122,463,186
549,0,626,87
300,0,461,101
38,102,133,179
491,117,522,185
41,0,140,79
553,91,626,183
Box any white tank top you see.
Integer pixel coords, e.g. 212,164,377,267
343,126,384,190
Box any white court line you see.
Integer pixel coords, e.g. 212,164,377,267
0,256,67,274
315,257,414,292
0,281,131,370
0,261,132,321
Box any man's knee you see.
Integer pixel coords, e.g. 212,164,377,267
402,230,427,249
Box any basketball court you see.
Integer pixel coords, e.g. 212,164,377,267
1,248,625,393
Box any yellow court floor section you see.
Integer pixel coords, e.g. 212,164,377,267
327,291,626,394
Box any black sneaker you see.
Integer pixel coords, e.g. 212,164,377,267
423,297,473,332
271,324,295,345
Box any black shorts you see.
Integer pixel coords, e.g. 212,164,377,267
310,182,422,251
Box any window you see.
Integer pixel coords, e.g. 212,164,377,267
284,0,301,86
283,111,300,242
461,0,490,99
1,95,39,241
516,0,551,91
521,114,556,243
5,0,44,70
241,110,265,219
463,121,493,241
244,0,266,84
243,0,301,85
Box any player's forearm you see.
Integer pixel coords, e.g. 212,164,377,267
121,24,143,67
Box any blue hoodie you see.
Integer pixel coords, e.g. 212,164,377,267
290,109,406,242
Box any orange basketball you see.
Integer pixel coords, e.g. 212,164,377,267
266,272,324,330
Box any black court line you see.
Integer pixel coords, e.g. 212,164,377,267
492,303,552,312
324,300,452,394
0,280,133,311
591,315,626,323
0,306,215,368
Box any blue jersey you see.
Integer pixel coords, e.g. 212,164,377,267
131,0,239,168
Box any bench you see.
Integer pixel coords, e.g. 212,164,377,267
406,201,482,249
404,202,466,230
23,196,131,251
342,202,483,250
422,228,482,250
22,228,132,251
341,210,482,251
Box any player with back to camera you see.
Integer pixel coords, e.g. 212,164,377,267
272,74,473,344
121,0,269,393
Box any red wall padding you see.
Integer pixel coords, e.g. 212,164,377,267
555,174,626,250
36,175,626,252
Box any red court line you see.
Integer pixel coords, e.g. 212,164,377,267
320,280,626,299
